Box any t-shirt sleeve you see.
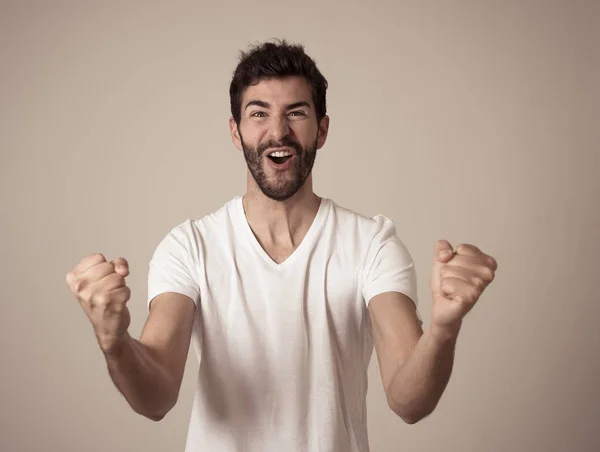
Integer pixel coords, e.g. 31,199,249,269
147,220,201,311
362,215,421,323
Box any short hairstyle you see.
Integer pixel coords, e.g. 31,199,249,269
229,39,328,124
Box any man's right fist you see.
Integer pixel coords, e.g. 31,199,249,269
66,253,132,356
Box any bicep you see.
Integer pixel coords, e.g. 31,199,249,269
140,292,196,389
368,291,423,394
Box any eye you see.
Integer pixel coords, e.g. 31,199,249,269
251,111,267,117
288,111,307,117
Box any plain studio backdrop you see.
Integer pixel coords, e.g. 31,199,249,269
1,1,599,451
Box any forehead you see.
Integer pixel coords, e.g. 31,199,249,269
242,76,313,107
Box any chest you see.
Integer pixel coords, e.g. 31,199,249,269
259,243,296,265
198,247,367,342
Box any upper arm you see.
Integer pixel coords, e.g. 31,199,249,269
140,292,196,396
362,215,422,395
143,221,201,393
368,291,423,397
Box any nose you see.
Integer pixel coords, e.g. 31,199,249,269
268,115,290,142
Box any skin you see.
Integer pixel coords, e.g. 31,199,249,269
66,74,497,424
66,255,194,421
369,241,497,423
229,76,329,263
231,75,499,423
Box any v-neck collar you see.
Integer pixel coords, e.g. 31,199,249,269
235,196,330,271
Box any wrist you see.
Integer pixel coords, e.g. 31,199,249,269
100,331,133,362
430,321,462,343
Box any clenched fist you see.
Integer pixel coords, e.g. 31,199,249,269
430,240,498,332
66,253,132,356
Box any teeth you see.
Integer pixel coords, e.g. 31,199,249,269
269,151,292,157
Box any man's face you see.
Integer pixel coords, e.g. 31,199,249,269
230,76,329,201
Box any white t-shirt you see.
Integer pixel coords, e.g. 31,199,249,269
147,196,421,452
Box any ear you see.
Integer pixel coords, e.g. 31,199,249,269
316,115,330,150
229,116,243,151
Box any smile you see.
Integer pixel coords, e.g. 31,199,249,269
267,148,294,164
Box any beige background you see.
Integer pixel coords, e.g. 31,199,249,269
2,1,599,451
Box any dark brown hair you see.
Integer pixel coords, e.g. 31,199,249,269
229,39,328,124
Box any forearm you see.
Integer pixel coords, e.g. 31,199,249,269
388,323,460,424
103,333,177,421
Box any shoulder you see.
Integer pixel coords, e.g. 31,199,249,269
158,197,240,250
193,197,240,230
325,198,397,242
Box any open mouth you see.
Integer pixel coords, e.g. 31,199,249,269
268,155,293,164
267,149,294,165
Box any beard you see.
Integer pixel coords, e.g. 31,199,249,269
240,133,318,202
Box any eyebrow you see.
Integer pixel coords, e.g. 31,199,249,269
244,100,312,111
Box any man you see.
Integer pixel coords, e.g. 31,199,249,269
66,40,498,452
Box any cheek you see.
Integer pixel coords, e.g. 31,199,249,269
292,123,318,143
239,121,265,141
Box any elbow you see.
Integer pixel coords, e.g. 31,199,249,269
395,407,433,425
135,395,178,423
399,411,428,425
146,412,167,422
387,396,435,425
139,404,173,422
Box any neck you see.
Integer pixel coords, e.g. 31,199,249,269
242,175,321,247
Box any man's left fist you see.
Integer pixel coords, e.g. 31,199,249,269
430,240,498,329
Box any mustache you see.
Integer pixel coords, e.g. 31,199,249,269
257,138,302,156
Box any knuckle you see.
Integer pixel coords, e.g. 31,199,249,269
72,278,86,294
119,287,131,303
86,254,107,267
463,287,478,303
100,262,114,273
482,267,495,280
471,276,485,289
110,274,126,289
94,292,111,307
79,289,92,304
112,288,126,303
